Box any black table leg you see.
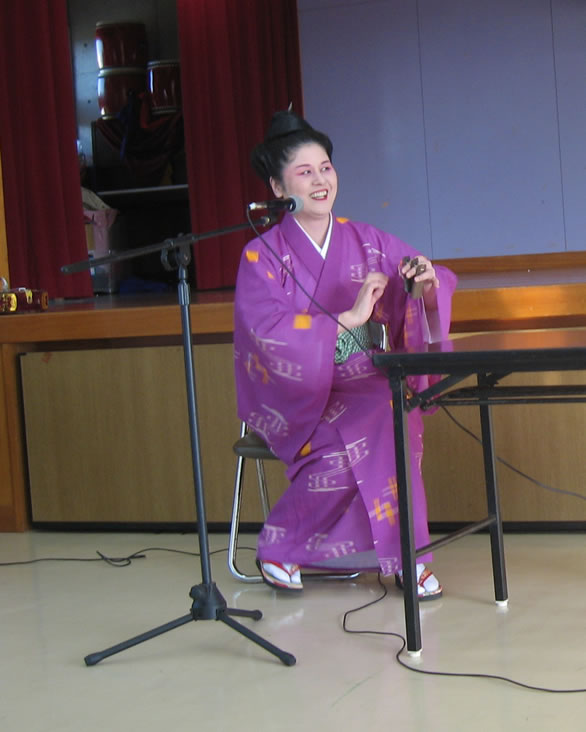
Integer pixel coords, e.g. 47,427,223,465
478,375,508,604
390,375,422,654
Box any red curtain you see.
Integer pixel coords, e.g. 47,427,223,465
0,0,92,298
176,0,303,290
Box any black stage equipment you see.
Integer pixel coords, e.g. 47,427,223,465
62,218,296,667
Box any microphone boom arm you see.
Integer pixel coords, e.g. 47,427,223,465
62,220,264,274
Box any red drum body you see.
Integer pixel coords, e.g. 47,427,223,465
95,21,148,69
147,60,182,115
97,67,147,119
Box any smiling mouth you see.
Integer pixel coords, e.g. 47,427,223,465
310,190,328,201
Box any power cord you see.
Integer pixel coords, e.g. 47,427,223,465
2,541,583,691
342,573,586,694
246,211,373,354
3,545,582,692
441,406,586,502
0,545,257,568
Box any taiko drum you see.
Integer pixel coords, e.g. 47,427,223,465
147,60,182,115
97,67,147,119
95,21,148,69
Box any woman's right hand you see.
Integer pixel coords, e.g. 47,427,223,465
337,271,389,333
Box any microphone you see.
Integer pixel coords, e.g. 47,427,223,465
248,195,303,214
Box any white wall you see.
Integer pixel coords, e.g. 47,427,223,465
298,0,586,259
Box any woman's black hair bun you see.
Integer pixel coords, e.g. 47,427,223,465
251,109,333,187
265,110,312,142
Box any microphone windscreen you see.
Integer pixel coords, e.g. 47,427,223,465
289,195,304,213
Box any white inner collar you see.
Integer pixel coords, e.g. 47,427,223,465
293,213,333,259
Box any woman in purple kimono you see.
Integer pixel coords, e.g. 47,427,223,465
234,111,457,599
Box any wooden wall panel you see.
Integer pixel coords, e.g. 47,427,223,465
20,342,586,526
20,345,288,524
0,344,30,530
423,371,586,522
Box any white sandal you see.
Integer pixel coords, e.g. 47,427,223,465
257,560,303,591
395,563,443,601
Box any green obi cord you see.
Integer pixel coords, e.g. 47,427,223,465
334,324,373,364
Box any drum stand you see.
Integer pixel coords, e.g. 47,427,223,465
63,228,296,667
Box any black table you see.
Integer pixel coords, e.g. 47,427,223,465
373,329,586,654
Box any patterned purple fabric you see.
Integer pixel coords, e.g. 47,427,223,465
234,214,457,574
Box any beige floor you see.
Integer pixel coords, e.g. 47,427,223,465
1,530,585,731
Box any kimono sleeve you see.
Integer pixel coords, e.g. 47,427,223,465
367,227,457,350
233,239,339,465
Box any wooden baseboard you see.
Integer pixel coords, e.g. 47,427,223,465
437,250,586,274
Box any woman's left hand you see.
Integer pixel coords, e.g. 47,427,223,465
400,255,439,293
401,255,440,310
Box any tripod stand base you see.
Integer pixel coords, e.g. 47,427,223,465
82,259,296,669
84,582,296,667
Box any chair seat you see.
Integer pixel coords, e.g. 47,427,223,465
232,431,276,461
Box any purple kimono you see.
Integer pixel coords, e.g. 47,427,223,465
234,213,457,575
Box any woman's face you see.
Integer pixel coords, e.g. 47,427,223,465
270,142,338,224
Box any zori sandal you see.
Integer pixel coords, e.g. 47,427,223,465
257,560,303,591
395,563,443,602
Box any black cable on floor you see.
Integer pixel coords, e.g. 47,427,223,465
2,543,584,692
342,574,586,694
0,545,257,567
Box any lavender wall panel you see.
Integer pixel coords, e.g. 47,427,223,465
299,0,584,258
552,0,586,252
298,0,433,254
418,0,565,258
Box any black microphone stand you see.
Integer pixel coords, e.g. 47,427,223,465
62,218,295,667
